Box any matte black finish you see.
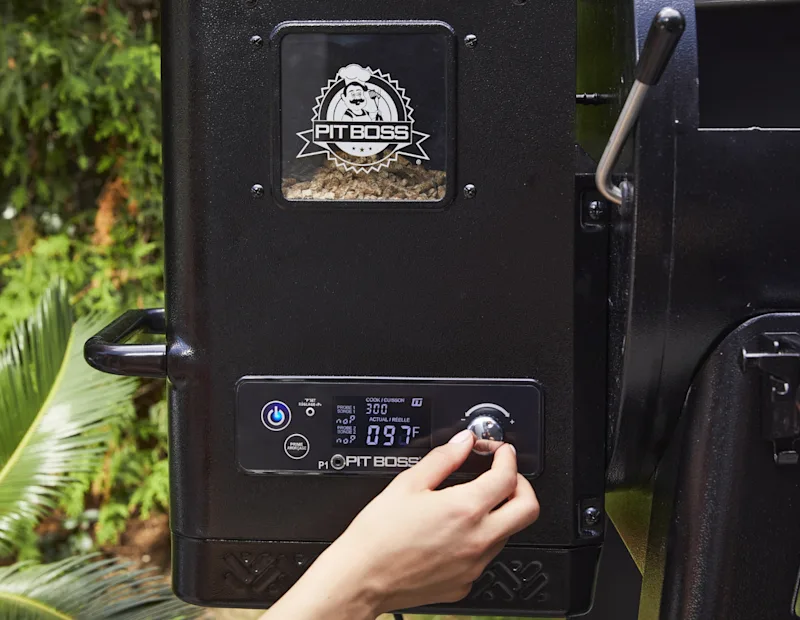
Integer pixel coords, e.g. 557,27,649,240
163,0,583,541
634,8,686,86
84,308,167,378
697,2,800,129
605,0,693,486
606,0,800,486
172,533,600,617
159,0,605,613
641,314,800,619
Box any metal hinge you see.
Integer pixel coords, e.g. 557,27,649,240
743,332,800,465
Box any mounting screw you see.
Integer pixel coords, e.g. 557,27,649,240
244,0,258,6
583,506,601,527
463,184,477,199
249,35,263,48
588,200,607,221
251,184,265,198
464,34,479,49
513,0,528,5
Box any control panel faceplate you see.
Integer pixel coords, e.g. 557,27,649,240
236,378,543,476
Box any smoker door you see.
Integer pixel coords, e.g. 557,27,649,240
156,0,606,614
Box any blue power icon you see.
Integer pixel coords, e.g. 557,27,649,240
261,401,292,431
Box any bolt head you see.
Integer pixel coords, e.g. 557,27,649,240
251,184,265,198
588,200,606,221
244,0,258,6
463,184,477,199
249,35,263,47
464,34,479,49
583,506,601,526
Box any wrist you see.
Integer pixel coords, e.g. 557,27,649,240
266,538,382,620
312,536,385,615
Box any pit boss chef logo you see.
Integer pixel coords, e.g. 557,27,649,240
296,64,430,174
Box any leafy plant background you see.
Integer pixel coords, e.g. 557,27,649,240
1,0,168,565
0,2,537,619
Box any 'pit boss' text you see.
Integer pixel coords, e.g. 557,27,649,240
312,120,413,143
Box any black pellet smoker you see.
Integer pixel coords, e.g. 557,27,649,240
85,0,800,617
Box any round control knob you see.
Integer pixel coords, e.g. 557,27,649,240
467,412,505,456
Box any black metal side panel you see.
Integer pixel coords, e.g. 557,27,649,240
162,0,602,614
607,0,800,487
640,313,800,620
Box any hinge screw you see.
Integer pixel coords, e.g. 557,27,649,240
464,34,479,49
583,506,601,526
463,184,477,199
251,184,265,198
588,200,607,221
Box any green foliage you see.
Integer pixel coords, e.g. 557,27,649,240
0,0,164,336
95,502,131,547
0,0,168,553
93,391,170,546
0,283,198,618
51,385,171,548
0,555,199,619
0,227,163,340
0,281,137,556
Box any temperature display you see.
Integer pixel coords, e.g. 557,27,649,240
333,397,432,448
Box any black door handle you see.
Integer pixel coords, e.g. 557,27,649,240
84,308,167,378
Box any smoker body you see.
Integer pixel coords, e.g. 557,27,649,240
83,0,800,616
157,0,603,616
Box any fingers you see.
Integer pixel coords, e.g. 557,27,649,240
395,429,475,490
484,474,540,538
453,443,519,510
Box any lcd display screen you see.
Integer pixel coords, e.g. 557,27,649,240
333,396,433,448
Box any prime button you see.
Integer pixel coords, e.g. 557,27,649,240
261,401,292,432
284,434,310,460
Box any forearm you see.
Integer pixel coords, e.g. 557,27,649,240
260,541,380,620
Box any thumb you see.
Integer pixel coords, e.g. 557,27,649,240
395,430,475,490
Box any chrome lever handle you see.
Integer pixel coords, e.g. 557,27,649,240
596,7,686,205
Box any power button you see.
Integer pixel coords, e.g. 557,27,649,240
261,401,292,432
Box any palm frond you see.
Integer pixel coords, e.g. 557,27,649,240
0,554,200,619
0,281,137,555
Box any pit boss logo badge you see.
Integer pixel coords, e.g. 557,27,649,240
296,64,430,174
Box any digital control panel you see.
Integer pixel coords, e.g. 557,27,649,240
236,378,543,476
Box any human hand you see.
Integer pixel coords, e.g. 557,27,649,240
266,429,539,619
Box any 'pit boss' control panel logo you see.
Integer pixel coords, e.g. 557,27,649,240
296,64,430,174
